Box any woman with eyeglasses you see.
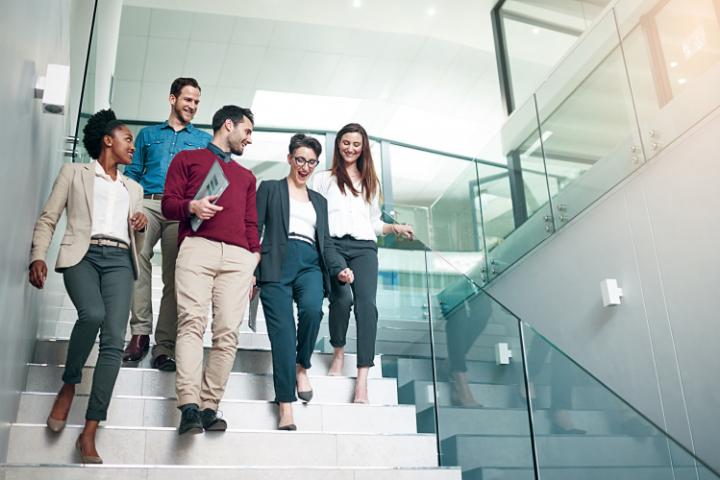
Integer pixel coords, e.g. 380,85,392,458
256,133,354,430
310,123,414,403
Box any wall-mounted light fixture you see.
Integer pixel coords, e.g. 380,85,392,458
34,64,70,115
495,342,512,365
600,278,623,307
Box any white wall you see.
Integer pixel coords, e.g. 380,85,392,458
487,106,720,470
0,0,91,461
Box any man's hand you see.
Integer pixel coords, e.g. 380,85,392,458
189,195,223,220
130,211,148,231
337,268,354,284
29,260,48,289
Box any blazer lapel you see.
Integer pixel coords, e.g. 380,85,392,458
81,163,94,215
280,180,290,235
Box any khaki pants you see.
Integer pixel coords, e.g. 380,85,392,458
129,198,179,358
175,236,257,410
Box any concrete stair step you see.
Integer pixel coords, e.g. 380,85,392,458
400,380,612,412
17,392,416,433
31,339,383,378
417,407,616,438
6,424,438,467
25,365,399,405
443,434,682,469
0,465,462,479
466,466,702,480
321,337,508,363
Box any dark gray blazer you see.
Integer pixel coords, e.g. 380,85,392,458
256,179,347,296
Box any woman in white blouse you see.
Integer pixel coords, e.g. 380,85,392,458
28,110,146,463
310,123,413,402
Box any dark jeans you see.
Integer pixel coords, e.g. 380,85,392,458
62,245,134,421
260,240,324,403
328,236,378,368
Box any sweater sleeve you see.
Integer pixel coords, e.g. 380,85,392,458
244,172,260,253
161,151,192,221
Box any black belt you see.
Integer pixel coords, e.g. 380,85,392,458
144,193,163,200
288,232,315,245
90,237,129,249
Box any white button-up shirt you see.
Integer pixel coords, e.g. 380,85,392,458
90,160,131,244
310,170,384,241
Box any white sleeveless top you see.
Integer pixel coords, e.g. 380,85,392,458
288,197,317,243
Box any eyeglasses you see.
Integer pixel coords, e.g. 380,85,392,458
293,156,319,168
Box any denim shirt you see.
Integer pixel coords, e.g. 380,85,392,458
124,122,212,194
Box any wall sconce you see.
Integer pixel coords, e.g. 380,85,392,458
35,64,70,115
495,342,512,365
601,278,623,307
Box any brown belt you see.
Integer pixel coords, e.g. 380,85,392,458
144,193,163,200
89,238,129,250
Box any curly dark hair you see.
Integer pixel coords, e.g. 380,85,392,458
82,109,125,159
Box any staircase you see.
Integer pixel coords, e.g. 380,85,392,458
1,264,460,479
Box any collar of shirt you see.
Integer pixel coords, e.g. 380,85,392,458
94,160,121,183
160,120,197,134
207,142,232,163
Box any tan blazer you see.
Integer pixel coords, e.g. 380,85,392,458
30,162,144,278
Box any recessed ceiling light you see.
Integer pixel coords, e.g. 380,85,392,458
426,7,436,16
669,61,679,68
532,27,541,34
353,0,362,7
678,77,687,85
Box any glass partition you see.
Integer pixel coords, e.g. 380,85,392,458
523,324,719,480
617,0,720,160
477,96,555,280
425,251,535,479
534,9,646,228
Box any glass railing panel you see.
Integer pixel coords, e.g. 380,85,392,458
522,323,720,480
534,9,646,229
386,144,480,253
424,251,534,479
477,96,555,280
616,0,720,160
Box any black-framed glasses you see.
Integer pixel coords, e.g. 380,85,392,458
293,156,319,168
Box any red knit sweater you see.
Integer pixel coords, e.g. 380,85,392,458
162,148,260,253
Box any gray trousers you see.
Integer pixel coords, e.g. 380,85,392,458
62,245,134,421
129,198,179,358
328,236,378,367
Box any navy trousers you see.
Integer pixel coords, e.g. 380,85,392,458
260,240,324,402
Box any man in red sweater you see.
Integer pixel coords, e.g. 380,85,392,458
162,105,260,434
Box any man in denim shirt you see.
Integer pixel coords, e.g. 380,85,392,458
123,77,211,371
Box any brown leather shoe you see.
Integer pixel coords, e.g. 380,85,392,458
122,335,149,363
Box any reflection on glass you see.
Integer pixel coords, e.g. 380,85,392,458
426,251,534,478
523,324,720,480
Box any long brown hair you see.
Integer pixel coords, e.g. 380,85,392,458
331,123,379,203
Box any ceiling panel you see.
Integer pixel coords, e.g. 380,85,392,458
119,6,150,37
148,8,193,39
115,35,147,81
190,12,236,43
142,37,188,82
232,17,276,46
217,45,266,88
183,41,228,86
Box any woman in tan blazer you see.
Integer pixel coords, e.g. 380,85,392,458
28,109,147,464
